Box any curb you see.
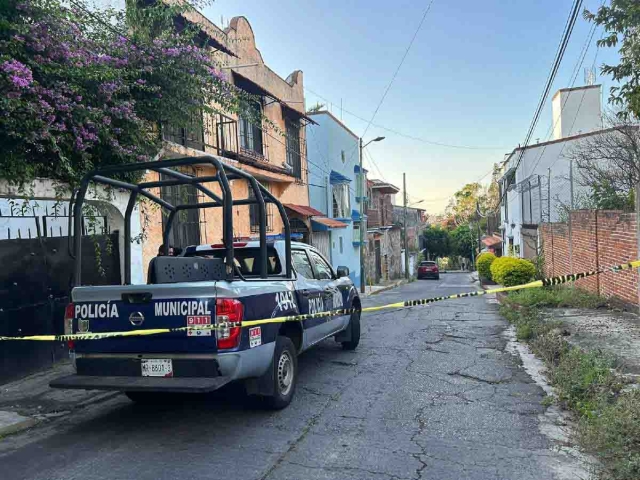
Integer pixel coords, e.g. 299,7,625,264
365,280,408,297
0,411,37,438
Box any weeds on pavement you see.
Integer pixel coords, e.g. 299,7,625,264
500,286,639,480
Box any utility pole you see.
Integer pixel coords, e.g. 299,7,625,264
358,136,385,293
359,138,365,294
569,159,574,277
403,173,409,280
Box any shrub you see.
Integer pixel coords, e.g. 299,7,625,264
490,256,536,287
476,252,496,280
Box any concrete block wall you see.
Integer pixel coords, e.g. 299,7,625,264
540,210,638,305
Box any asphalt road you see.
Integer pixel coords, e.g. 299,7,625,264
1,273,575,479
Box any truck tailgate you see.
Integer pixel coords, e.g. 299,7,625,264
71,283,218,354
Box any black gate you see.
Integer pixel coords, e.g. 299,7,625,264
0,233,120,385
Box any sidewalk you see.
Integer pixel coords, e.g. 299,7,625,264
362,278,408,296
0,362,118,437
541,307,640,378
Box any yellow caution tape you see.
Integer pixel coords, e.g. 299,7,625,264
3,260,640,341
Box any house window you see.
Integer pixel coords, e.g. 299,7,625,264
341,150,346,163
353,223,360,243
285,118,302,178
239,100,264,156
160,172,201,248
249,182,273,233
163,112,205,151
339,236,343,254
332,183,350,219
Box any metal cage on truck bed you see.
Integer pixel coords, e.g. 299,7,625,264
69,156,293,286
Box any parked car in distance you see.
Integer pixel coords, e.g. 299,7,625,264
418,261,439,280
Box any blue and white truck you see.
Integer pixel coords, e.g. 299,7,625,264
51,157,361,409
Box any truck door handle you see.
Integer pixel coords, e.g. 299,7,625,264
300,289,311,297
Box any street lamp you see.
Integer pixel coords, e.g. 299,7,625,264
359,136,385,294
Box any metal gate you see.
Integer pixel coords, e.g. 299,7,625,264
312,231,331,261
0,233,120,385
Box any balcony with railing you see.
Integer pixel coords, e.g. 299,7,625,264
162,112,307,182
163,112,269,163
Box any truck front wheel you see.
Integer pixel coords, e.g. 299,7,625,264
263,336,298,410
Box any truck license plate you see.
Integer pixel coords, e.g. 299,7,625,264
141,359,173,377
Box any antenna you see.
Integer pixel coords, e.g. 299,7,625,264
584,67,596,86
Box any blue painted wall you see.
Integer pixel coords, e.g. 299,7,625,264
307,112,362,286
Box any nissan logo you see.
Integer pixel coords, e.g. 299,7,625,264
129,312,145,326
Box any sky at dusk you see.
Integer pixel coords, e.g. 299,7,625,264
205,0,620,214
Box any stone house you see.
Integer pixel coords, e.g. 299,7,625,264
365,179,402,283
140,13,314,272
392,205,426,252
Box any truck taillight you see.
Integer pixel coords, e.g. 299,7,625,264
216,298,243,349
64,303,74,335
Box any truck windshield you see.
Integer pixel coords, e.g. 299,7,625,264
185,247,282,276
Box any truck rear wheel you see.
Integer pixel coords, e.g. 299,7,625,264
263,336,298,410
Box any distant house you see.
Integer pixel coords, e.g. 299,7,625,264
499,84,608,259
366,179,402,283
306,111,363,284
392,205,426,252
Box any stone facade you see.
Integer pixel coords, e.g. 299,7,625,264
392,205,426,252
365,228,403,284
364,179,402,284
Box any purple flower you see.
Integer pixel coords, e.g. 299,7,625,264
75,95,82,102
136,79,146,85
102,116,111,126
2,59,33,88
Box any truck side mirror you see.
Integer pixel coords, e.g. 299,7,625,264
336,266,349,278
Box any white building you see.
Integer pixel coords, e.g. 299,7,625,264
499,85,607,258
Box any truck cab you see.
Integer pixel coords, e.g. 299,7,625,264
51,156,361,409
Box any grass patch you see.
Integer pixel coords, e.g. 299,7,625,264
502,286,606,309
499,298,637,479
579,390,640,480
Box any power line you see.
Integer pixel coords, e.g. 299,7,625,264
494,0,583,212
360,1,435,142
305,87,508,151
364,149,387,183
527,19,600,175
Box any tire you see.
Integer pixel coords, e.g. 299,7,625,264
341,310,361,351
263,336,298,410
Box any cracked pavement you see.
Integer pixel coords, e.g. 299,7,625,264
0,273,581,479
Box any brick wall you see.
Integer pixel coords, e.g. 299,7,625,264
540,210,639,305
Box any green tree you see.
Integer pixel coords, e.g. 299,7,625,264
422,226,451,259
586,1,640,118
450,225,475,260
0,0,259,187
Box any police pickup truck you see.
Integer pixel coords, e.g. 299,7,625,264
51,157,361,409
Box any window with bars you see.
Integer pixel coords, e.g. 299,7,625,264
162,112,205,151
160,172,201,248
249,182,274,233
285,118,302,178
332,183,350,219
239,100,264,157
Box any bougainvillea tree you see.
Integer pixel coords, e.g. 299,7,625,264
0,0,255,186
